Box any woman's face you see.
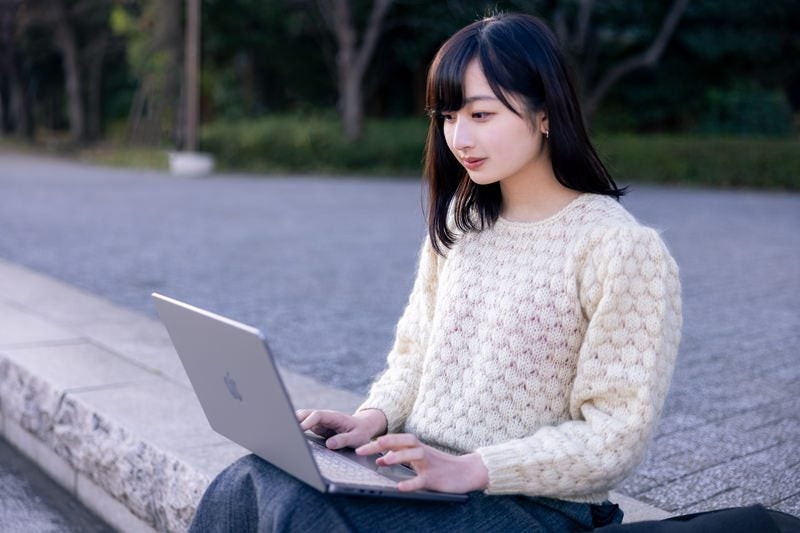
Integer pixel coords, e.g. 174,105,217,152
441,60,549,187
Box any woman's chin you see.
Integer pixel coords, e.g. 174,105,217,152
467,172,500,186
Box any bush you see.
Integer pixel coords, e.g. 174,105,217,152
596,135,800,190
201,114,427,175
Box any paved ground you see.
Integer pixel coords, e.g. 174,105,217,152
0,153,424,393
0,437,113,532
0,152,798,516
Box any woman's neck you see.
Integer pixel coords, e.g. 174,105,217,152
499,165,580,223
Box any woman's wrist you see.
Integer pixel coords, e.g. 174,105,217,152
354,408,388,439
460,452,490,492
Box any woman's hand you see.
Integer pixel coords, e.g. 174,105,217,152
295,408,387,450
356,434,489,494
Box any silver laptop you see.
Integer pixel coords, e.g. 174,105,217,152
152,293,467,502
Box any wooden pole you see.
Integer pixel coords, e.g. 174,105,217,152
184,0,199,151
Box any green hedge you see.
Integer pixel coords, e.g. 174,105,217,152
596,135,800,190
201,115,428,175
200,116,799,189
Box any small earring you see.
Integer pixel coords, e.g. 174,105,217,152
544,130,550,140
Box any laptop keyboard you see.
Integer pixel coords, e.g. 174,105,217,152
308,440,400,488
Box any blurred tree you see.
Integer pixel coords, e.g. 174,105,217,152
313,0,394,141
550,0,690,123
201,0,395,141
1,0,117,143
378,0,797,134
595,0,800,133
365,0,690,125
184,0,200,151
81,2,113,140
0,0,32,137
201,0,336,117
113,0,182,146
18,0,114,143
197,0,699,133
50,0,84,142
4,0,796,144
366,0,471,116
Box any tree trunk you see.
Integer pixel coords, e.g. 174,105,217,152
0,0,32,138
554,0,690,126
85,33,108,141
318,0,393,142
7,61,32,138
184,0,200,151
127,0,182,146
52,0,86,143
340,72,363,141
584,0,690,121
0,62,32,138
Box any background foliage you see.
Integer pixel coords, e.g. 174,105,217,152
0,0,798,188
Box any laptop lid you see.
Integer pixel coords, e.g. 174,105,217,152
152,292,326,492
153,293,468,503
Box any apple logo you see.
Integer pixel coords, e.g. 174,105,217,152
224,371,243,402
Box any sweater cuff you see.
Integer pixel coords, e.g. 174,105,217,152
476,445,610,503
476,444,531,495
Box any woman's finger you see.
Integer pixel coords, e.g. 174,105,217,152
298,410,322,431
356,433,418,455
376,447,425,466
325,430,365,450
299,410,345,431
397,475,426,492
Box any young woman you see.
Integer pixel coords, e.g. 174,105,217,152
189,13,681,532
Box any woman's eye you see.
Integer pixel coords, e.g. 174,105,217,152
472,112,492,120
439,113,455,122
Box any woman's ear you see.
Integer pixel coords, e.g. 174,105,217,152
537,110,549,137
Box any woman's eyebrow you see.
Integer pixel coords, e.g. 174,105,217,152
463,95,498,104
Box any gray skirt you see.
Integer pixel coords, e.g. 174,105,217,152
188,454,623,533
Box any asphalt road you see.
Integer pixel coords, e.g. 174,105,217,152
1,154,425,392
0,153,798,515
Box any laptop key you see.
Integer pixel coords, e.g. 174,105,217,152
309,442,400,488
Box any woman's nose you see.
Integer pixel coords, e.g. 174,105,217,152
450,119,474,151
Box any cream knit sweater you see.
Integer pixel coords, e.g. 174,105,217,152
358,193,682,503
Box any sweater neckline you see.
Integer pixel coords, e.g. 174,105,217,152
495,193,592,230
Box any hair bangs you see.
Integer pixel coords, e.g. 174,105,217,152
478,53,524,117
425,35,477,117
477,26,546,117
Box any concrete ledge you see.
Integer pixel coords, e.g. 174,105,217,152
0,354,203,531
0,258,668,530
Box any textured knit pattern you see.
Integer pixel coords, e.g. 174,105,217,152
358,193,682,503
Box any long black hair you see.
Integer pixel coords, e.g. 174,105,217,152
423,13,625,254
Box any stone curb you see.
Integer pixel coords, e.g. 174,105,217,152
0,358,206,532
0,258,669,530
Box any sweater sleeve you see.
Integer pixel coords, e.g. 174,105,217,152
356,236,440,433
476,225,682,499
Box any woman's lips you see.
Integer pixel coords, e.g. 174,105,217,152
462,158,486,170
